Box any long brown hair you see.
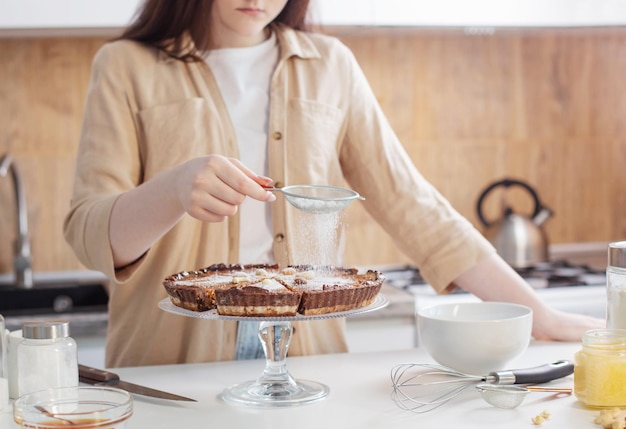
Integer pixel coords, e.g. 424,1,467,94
121,0,310,61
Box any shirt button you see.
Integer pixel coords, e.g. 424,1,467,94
274,233,285,243
272,131,282,140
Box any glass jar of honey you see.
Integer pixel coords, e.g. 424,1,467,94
574,329,626,408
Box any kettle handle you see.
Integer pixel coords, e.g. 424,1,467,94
476,178,544,227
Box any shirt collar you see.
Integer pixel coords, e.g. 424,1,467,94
271,23,321,61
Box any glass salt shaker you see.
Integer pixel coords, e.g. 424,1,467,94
17,320,78,396
0,314,7,412
607,241,626,329
0,313,6,378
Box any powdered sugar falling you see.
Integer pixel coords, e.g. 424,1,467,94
291,211,345,271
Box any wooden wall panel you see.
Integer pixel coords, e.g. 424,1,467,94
335,27,626,265
0,27,624,274
0,38,104,273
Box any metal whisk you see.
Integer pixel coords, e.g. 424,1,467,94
390,360,573,413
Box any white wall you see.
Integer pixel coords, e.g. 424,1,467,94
1,0,626,37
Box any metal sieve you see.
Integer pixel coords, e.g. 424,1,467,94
265,185,365,214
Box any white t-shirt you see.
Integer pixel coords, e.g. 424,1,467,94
204,32,278,264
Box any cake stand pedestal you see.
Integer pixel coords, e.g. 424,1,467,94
223,320,328,406
159,294,388,407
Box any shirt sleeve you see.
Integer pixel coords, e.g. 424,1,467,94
337,45,495,293
63,42,145,282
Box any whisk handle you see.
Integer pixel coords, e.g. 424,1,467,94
489,360,574,385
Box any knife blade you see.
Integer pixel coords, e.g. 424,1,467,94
78,364,197,402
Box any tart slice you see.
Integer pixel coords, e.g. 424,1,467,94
162,263,279,312
214,278,300,317
277,265,384,315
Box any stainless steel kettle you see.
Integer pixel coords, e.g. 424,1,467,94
476,178,553,268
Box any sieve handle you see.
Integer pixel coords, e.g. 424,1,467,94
489,360,574,385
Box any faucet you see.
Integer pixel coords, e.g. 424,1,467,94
0,153,33,289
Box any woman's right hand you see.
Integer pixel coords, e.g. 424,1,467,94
109,154,275,268
173,155,276,223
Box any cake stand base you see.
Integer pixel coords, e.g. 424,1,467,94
221,379,329,407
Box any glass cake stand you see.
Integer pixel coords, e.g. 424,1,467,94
159,294,389,407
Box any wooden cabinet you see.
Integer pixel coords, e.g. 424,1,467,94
1,25,626,273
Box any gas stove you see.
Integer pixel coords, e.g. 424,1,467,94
382,259,606,292
380,259,607,320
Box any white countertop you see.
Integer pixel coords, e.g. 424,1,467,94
1,341,605,428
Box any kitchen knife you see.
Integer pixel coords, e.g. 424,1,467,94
78,364,197,402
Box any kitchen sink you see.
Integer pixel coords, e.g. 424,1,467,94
0,270,109,315
0,270,110,334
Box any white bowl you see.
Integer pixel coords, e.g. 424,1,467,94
417,302,533,375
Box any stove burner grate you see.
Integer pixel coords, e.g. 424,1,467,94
515,260,606,288
383,260,606,291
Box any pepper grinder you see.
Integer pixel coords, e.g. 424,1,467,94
607,241,626,329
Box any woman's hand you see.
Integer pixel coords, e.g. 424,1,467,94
109,155,275,268
530,307,604,342
454,253,604,342
173,155,275,222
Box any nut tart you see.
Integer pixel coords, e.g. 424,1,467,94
162,263,385,317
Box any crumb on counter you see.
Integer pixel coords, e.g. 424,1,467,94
531,410,551,425
593,408,624,429
531,415,545,425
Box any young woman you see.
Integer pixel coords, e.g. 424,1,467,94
64,0,603,367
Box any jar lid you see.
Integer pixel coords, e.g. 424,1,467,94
22,320,70,340
582,328,626,348
609,241,626,268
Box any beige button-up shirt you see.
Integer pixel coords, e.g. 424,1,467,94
64,24,495,367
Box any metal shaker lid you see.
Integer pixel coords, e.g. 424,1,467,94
22,320,70,340
609,241,626,268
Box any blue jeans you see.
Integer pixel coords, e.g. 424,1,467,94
235,321,265,360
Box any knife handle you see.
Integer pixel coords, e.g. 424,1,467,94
78,364,121,383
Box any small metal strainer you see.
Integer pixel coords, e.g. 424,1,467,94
476,384,572,409
265,185,365,214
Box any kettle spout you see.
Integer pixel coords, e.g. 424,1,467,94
532,206,553,226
